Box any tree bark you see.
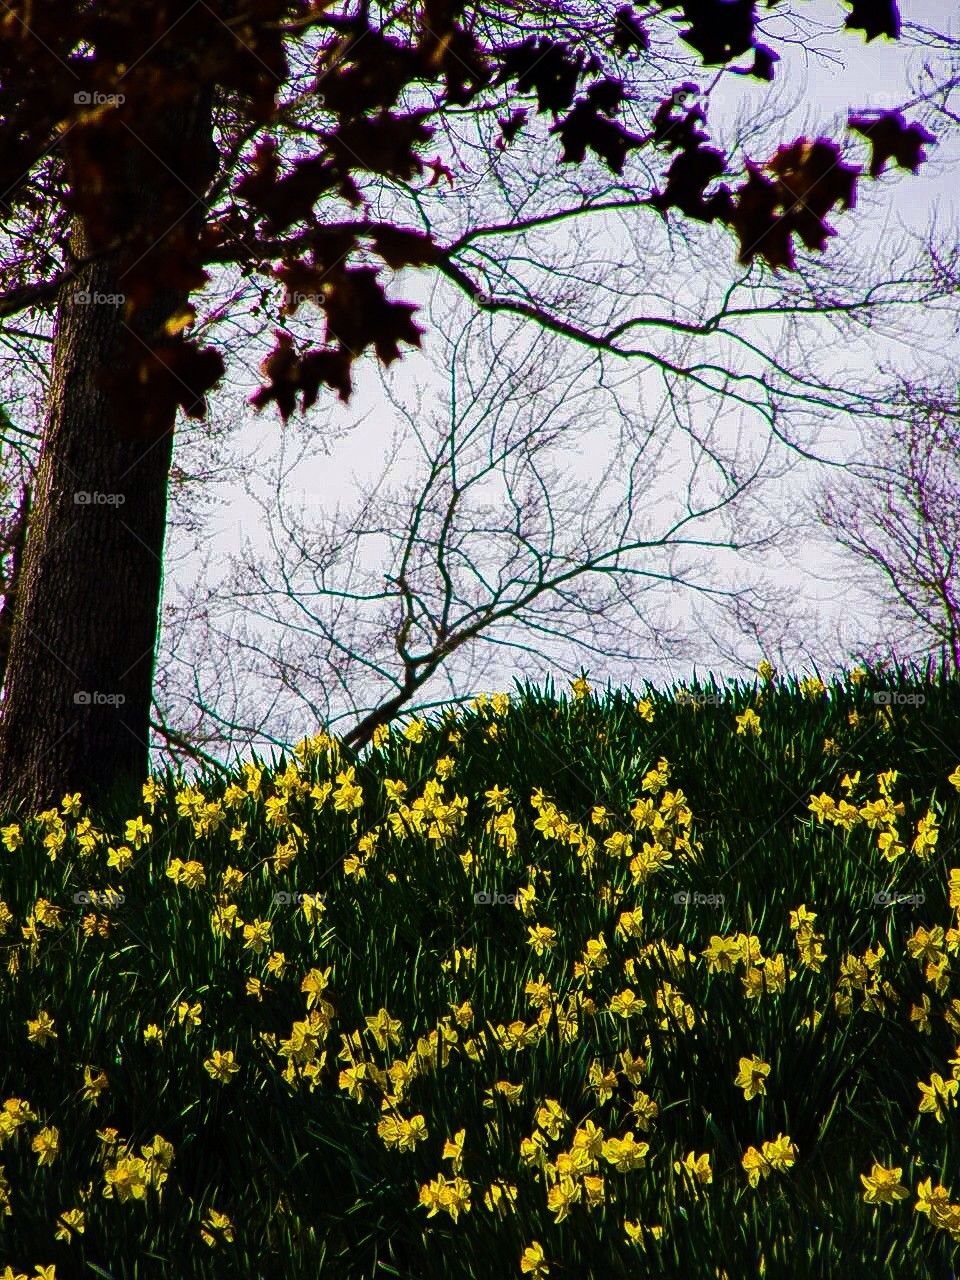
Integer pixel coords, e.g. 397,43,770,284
0,482,30,690
0,89,216,817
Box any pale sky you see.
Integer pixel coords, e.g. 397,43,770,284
160,1,959,762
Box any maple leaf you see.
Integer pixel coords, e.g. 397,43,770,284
661,0,757,66
418,19,492,106
274,260,329,316
725,139,860,269
613,6,649,55
849,111,937,177
249,332,354,421
316,31,420,116
150,341,226,420
297,348,353,406
274,156,344,225
272,230,363,316
63,108,146,252
209,9,288,120
322,267,425,365
844,0,901,41
727,165,795,270
551,100,639,173
120,251,211,325
751,44,780,81
648,145,728,221
250,330,300,421
98,340,225,440
651,87,707,152
587,77,626,115
235,142,340,232
768,138,859,225
233,136,280,210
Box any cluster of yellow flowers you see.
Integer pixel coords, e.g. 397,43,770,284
807,767,942,863
1,1084,235,1258
701,930,790,1000
741,1135,798,1186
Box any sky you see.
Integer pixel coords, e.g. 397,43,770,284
160,1,960,763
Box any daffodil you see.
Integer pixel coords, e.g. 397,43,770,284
674,1151,712,1186
204,1050,240,1083
26,1012,57,1046
442,1129,466,1173
861,1163,909,1204
735,1055,771,1100
601,1132,649,1172
918,1072,958,1122
31,1126,59,1166
200,1207,235,1246
520,1241,549,1277
735,708,762,737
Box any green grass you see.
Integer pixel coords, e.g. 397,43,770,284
1,663,960,1279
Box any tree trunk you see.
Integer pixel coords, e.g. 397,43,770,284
0,88,216,817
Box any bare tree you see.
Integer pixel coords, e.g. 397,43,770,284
815,378,960,677
153,295,813,764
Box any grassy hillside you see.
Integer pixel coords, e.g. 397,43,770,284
1,664,960,1279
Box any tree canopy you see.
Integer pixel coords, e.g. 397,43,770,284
0,0,935,437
